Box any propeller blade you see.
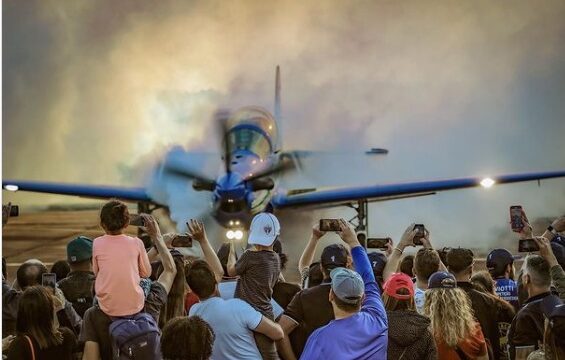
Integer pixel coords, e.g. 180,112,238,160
243,156,297,183
215,109,233,174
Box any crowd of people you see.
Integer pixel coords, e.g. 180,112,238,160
2,199,565,360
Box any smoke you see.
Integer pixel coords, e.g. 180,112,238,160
3,1,565,258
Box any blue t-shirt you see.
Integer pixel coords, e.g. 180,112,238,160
189,297,263,360
494,278,519,310
300,246,388,360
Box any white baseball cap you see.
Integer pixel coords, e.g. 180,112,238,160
248,213,280,246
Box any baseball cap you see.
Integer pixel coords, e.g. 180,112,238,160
248,213,280,246
321,244,348,270
368,252,387,279
67,236,93,263
446,248,474,273
486,249,517,277
428,271,457,289
383,273,414,300
330,267,365,304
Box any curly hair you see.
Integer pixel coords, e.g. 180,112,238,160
424,288,476,347
99,199,129,232
161,316,215,360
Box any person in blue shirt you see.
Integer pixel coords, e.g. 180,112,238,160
300,219,388,360
486,248,519,311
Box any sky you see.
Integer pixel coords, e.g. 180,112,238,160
3,0,565,256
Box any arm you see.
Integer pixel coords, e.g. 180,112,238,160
298,225,325,273
383,224,416,281
189,220,224,282
226,241,237,277
254,316,284,341
541,216,565,240
82,342,101,360
142,214,177,293
146,233,176,262
534,236,565,300
276,315,299,360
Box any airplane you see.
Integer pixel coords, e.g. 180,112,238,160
4,66,565,241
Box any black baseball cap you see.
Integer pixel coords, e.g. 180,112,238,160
428,271,457,289
368,252,387,279
486,249,516,278
321,244,348,270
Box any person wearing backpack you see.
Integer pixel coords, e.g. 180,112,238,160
81,215,176,360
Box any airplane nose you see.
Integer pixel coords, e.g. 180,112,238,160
216,173,246,199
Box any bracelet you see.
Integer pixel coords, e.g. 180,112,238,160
394,247,403,254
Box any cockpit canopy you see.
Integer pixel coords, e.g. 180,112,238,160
226,106,278,159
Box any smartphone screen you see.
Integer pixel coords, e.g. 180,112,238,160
129,214,144,227
319,219,341,232
42,273,57,293
366,238,390,249
518,239,539,252
413,224,425,246
171,235,193,248
510,205,524,232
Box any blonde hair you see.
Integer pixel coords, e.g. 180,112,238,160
424,288,476,347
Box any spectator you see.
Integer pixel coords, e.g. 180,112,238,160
187,259,284,360
507,254,552,359
81,215,175,360
297,224,326,288
446,247,500,359
399,255,415,278
533,236,565,300
305,262,323,288
272,240,301,310
156,250,186,329
51,260,70,282
383,272,437,359
368,252,387,291
6,286,77,359
93,199,151,317
227,213,282,360
277,243,350,359
160,316,215,360
58,236,95,318
424,271,488,360
486,249,519,310
536,295,565,360
300,219,387,359
471,270,496,294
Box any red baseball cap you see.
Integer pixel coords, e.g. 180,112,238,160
383,273,414,300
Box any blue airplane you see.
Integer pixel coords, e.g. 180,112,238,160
4,66,565,239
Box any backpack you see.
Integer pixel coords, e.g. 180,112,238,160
109,312,162,360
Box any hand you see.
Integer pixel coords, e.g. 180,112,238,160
551,216,565,233
162,233,177,248
187,219,206,242
2,335,15,351
53,288,66,313
421,229,432,249
141,214,162,241
336,219,359,247
312,223,326,240
534,236,558,267
399,224,417,250
519,211,533,239
384,238,394,257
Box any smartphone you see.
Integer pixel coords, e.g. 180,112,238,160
518,238,539,252
510,205,524,232
319,219,341,232
129,214,144,227
366,238,391,250
171,235,193,248
9,205,19,217
413,224,425,246
42,273,57,293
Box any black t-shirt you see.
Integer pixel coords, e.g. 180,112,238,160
272,281,301,312
283,280,334,357
7,327,77,360
79,281,167,360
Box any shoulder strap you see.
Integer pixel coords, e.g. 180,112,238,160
24,335,35,360
398,348,408,360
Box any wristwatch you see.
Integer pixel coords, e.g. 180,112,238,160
547,225,558,238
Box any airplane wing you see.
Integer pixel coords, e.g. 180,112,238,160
272,170,565,208
2,180,153,203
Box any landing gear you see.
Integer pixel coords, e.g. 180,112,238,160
347,199,368,248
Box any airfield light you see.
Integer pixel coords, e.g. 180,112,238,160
228,199,234,203
234,230,244,240
226,230,235,240
235,220,240,225
4,185,19,192
480,178,495,188
229,220,234,226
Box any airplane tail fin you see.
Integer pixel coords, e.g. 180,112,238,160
274,65,282,150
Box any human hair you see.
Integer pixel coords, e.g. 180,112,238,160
50,260,70,281
17,262,48,289
158,255,188,329
399,255,414,278
383,288,415,312
308,262,324,287
272,239,288,271
186,260,216,299
16,286,63,349
446,248,474,275
99,199,129,232
544,322,565,360
331,290,362,312
471,271,495,294
522,255,551,288
161,316,214,360
424,288,476,347
414,248,440,281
